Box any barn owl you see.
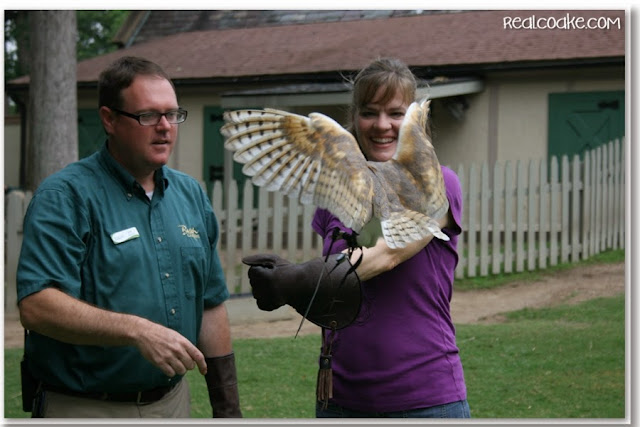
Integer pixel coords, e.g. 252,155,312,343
220,98,450,249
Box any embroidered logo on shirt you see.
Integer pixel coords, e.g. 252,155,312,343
178,225,200,239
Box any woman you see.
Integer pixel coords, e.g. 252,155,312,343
243,57,469,418
310,57,470,418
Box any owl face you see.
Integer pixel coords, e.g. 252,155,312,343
354,88,410,162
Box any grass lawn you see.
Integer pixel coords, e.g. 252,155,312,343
4,250,625,419
4,294,625,419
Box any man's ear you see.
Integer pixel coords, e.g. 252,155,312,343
99,106,115,135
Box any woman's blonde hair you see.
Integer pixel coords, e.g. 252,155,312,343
346,57,417,133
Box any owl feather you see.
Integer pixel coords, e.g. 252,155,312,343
221,99,449,249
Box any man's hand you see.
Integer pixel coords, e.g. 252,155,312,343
133,319,207,377
18,288,207,378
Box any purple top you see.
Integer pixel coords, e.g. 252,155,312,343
311,166,466,412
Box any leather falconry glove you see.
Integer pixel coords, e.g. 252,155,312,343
242,253,362,330
204,352,243,418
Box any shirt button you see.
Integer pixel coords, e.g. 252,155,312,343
126,193,132,199
170,308,176,315
165,273,170,279
157,236,163,243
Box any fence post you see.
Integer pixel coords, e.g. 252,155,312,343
582,151,591,260
515,160,526,272
225,180,239,294
287,198,299,261
612,139,622,249
491,162,503,275
620,138,626,250
549,157,559,266
212,180,224,252
606,141,614,249
455,165,466,279
571,154,581,262
538,159,548,269
5,191,29,314
240,180,254,294
479,163,490,276
600,145,609,252
527,160,537,271
272,191,284,252
467,164,478,277
504,161,514,273
594,146,603,255
561,156,570,263
257,187,269,253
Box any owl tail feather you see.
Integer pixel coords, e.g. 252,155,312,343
381,211,449,249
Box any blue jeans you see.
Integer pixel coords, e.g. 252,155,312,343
316,399,471,418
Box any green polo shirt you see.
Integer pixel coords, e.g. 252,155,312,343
17,144,229,393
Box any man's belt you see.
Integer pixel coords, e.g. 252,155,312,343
41,380,180,404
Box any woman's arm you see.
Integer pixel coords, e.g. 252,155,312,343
350,210,452,281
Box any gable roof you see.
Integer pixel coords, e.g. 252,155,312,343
114,10,446,47
10,10,625,87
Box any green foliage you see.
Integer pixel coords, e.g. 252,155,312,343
76,11,129,61
5,294,624,419
4,10,129,81
4,11,29,81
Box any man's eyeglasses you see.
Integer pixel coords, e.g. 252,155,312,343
111,108,188,126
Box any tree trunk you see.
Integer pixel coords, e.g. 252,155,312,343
26,11,78,191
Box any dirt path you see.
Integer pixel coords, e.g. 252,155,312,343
4,262,625,347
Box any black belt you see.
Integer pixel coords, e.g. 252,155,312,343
41,380,180,404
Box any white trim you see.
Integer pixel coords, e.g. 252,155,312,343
221,78,484,108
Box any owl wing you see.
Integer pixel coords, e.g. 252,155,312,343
393,99,449,221
221,108,375,232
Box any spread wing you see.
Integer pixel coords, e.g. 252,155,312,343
221,108,375,232
393,99,449,221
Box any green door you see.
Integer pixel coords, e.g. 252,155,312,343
548,91,624,161
202,106,252,207
203,107,225,198
78,109,105,158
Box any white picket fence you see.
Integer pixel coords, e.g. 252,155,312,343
4,139,625,308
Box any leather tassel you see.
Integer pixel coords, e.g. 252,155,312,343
316,325,336,409
316,354,333,409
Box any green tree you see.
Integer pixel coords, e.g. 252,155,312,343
4,11,30,81
4,10,129,81
76,10,129,61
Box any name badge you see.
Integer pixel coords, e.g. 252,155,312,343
110,227,140,245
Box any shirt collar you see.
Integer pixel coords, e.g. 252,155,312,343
98,142,170,198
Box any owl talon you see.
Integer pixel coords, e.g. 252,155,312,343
329,228,361,250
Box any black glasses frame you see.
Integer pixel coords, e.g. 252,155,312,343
111,108,188,126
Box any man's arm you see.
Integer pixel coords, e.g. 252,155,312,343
19,288,206,377
198,303,243,417
197,303,233,358
350,210,453,281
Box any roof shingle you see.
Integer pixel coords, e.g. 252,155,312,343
12,10,625,85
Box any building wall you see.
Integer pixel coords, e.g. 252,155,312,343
4,65,625,189
433,66,625,170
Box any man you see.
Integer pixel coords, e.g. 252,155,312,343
17,56,242,418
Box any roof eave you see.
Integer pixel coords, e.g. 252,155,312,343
5,55,624,96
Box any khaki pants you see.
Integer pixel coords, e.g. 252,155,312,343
36,378,191,418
